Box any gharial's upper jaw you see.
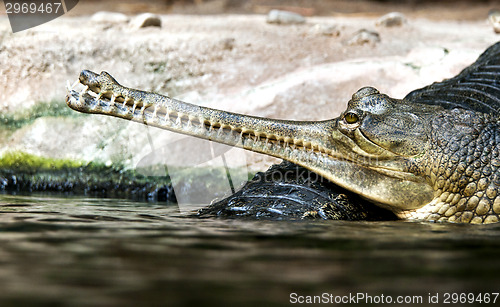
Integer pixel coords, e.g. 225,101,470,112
72,70,124,97
78,70,103,92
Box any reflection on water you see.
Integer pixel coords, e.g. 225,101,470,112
0,193,499,306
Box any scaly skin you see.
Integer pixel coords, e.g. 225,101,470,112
408,109,499,223
65,70,499,224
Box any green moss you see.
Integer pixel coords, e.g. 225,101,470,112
0,151,127,175
0,151,83,173
0,151,175,201
0,100,86,130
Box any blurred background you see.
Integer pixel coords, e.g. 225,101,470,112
68,0,497,20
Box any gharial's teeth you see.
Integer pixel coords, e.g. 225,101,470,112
110,95,116,105
70,79,80,90
152,105,158,117
88,91,99,98
79,85,88,101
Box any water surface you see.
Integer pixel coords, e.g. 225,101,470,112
0,193,499,306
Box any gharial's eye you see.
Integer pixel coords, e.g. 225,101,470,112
344,112,360,124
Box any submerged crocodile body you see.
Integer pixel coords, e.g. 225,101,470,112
197,160,399,220
66,42,500,224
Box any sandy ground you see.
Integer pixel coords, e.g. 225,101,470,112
0,5,499,184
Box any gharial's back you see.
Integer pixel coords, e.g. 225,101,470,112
405,41,500,115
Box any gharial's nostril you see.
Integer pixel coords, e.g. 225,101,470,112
352,86,380,100
78,70,105,93
79,70,99,84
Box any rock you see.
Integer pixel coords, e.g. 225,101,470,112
90,11,129,24
266,10,305,25
376,12,407,27
220,38,235,50
488,10,500,34
314,24,340,36
347,29,380,45
130,13,162,29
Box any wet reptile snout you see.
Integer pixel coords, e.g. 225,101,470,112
79,70,101,92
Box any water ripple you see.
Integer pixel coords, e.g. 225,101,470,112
0,193,499,305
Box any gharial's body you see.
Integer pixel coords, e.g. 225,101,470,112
66,42,500,224
400,106,498,223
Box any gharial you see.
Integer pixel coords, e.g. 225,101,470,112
66,42,500,224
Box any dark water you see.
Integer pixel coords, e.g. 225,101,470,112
0,193,499,306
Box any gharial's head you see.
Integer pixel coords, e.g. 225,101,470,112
338,86,436,157
308,86,446,212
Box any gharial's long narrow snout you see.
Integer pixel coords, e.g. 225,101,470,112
67,70,335,159
66,70,434,211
